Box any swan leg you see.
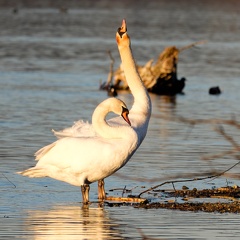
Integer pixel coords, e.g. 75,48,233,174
81,184,90,204
98,179,106,201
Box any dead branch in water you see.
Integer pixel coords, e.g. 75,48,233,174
106,114,240,213
109,113,240,198
137,161,240,198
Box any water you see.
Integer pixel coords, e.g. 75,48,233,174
1,0,240,239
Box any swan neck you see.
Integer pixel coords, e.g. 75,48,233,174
92,106,129,139
118,43,151,116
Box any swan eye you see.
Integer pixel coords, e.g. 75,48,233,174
121,106,129,113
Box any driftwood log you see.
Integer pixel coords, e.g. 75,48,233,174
100,41,206,96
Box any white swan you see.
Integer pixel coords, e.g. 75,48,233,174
18,98,137,203
18,19,151,203
53,19,151,201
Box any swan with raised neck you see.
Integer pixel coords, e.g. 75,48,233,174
18,20,152,204
52,19,152,202
115,19,152,143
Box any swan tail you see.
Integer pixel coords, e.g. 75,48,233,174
17,167,47,178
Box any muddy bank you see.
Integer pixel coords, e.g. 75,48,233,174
135,201,240,213
105,186,240,213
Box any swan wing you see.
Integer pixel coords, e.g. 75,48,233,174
52,117,128,139
52,120,97,138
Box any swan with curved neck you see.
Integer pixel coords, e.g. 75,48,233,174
53,19,151,201
92,98,131,139
18,98,137,203
18,20,151,204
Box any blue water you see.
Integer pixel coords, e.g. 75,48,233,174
1,1,240,239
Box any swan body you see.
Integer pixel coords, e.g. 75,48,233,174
18,98,137,203
19,19,151,204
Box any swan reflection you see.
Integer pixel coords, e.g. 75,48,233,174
25,205,122,240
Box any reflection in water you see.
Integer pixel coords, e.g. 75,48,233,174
151,94,176,115
1,2,240,239
158,95,176,106
151,94,177,142
25,205,122,240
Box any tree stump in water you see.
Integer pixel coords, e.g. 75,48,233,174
112,46,185,95
101,41,205,96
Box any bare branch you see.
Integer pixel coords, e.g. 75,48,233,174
137,161,240,198
178,40,207,52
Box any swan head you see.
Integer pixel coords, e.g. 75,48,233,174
93,98,131,127
116,19,130,46
108,97,131,126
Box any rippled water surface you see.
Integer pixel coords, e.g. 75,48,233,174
1,0,240,239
